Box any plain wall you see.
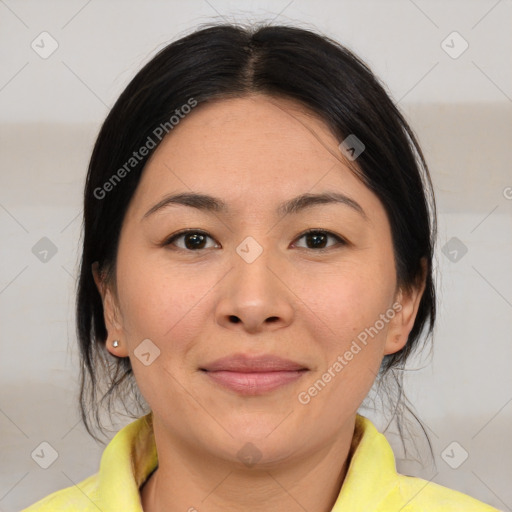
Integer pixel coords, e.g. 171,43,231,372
1,1,511,511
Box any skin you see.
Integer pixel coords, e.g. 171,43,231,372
93,94,425,512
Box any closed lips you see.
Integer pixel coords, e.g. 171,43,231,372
200,354,308,372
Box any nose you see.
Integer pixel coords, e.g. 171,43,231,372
215,242,295,335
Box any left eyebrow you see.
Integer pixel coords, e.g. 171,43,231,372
142,191,368,221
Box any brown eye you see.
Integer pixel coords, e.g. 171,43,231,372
164,230,218,251
163,228,346,252
294,229,346,251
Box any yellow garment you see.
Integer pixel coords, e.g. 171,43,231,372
21,413,500,511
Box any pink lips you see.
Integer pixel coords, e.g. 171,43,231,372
200,354,308,395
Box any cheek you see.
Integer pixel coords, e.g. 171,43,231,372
298,274,392,407
296,260,394,342
295,259,396,405
115,250,217,351
293,275,394,436
115,254,220,409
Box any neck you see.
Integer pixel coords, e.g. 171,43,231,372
141,416,356,512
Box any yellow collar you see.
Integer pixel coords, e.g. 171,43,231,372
25,412,496,510
97,412,397,511
98,413,157,509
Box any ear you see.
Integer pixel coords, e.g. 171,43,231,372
383,258,427,356
92,262,129,358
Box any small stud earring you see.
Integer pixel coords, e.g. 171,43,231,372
112,340,119,348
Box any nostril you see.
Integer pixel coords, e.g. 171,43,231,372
229,315,241,323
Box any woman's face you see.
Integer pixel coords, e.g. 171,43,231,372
96,94,424,466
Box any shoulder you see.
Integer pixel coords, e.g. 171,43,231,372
20,413,155,511
392,473,502,511
350,415,501,511
20,473,101,511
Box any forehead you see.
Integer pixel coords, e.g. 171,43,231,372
159,94,341,166
128,94,381,221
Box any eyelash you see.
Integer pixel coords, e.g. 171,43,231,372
162,228,347,253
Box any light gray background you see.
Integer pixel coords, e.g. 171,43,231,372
1,1,511,511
